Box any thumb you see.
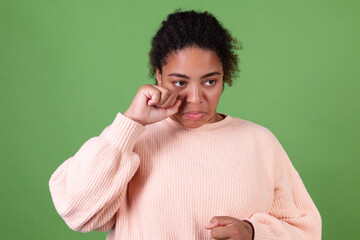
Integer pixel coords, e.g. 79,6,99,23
165,99,181,117
204,216,234,229
204,220,217,229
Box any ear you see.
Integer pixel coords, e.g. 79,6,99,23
156,68,162,86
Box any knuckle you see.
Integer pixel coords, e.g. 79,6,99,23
162,93,171,102
152,94,160,102
141,84,151,90
170,91,177,98
163,90,170,98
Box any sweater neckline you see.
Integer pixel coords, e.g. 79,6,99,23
163,113,234,131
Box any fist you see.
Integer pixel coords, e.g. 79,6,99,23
124,84,181,125
204,216,254,240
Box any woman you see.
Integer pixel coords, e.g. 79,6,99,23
49,10,321,239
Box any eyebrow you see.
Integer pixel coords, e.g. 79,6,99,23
168,71,221,79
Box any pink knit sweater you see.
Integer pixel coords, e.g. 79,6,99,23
49,113,321,239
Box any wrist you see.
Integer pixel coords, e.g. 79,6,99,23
123,111,147,126
243,220,255,240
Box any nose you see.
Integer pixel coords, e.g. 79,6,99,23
186,84,203,104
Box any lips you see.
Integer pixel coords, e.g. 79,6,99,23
183,111,206,120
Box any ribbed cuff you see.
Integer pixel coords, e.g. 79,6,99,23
243,219,274,240
99,112,146,152
243,220,255,240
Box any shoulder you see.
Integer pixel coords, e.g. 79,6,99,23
230,116,291,166
225,115,285,152
229,116,267,130
229,116,277,138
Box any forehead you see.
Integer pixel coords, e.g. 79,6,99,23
163,46,223,75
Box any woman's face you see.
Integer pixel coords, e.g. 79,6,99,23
156,46,224,128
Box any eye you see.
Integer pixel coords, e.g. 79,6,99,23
173,81,186,87
204,80,216,86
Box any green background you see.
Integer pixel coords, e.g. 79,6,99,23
1,0,359,239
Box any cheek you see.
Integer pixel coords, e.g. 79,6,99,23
208,95,222,111
209,91,222,103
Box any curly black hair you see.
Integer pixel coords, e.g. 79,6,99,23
148,9,242,87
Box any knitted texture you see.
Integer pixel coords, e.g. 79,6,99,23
49,113,322,239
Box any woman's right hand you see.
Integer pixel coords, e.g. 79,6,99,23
124,84,181,126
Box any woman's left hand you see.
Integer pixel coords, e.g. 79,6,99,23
204,216,254,240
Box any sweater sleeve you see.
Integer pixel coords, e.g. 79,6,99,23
245,134,322,240
49,112,146,233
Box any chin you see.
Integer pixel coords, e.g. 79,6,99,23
172,113,214,128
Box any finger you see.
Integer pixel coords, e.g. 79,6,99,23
165,99,181,117
152,85,175,106
158,92,177,108
146,88,161,106
211,225,232,240
158,91,171,106
205,216,235,229
152,84,168,92
152,85,170,107
168,94,178,108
